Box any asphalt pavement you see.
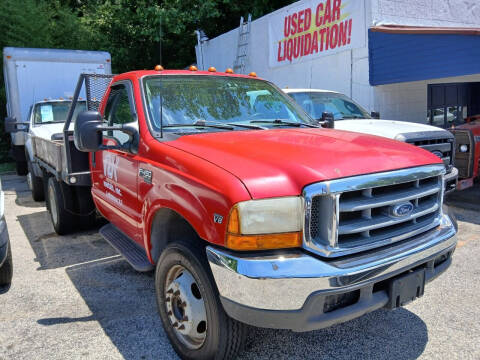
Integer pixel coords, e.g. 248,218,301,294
0,173,479,360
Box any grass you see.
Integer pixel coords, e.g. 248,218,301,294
0,162,15,173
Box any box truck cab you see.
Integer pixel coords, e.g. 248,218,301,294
3,47,111,175
284,89,458,193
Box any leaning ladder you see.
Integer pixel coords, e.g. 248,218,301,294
233,14,252,74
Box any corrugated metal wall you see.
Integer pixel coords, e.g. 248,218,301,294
368,31,480,86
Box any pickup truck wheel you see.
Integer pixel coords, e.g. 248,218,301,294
27,161,44,201
15,160,28,176
155,242,246,360
0,241,13,291
47,177,75,235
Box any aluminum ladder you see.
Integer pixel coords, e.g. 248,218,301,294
233,14,252,74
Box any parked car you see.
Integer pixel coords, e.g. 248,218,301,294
284,89,458,193
36,68,457,359
0,179,12,292
3,47,111,175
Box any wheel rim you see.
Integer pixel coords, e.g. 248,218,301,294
164,264,207,350
48,184,58,225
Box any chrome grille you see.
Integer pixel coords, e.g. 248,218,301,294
304,165,445,258
407,137,453,167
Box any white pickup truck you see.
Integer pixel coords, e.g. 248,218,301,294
26,99,87,201
284,89,458,193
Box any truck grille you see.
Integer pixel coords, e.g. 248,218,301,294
303,165,445,258
406,137,453,167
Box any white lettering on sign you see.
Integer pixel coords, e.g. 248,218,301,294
268,0,365,68
103,152,119,181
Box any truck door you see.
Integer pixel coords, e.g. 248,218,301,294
91,82,142,243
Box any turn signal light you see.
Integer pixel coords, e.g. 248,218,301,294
226,232,302,251
208,66,216,72
225,68,234,74
155,65,164,71
189,65,198,71
249,72,257,77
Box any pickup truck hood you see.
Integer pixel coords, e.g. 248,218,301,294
29,122,69,140
333,119,449,140
167,128,442,199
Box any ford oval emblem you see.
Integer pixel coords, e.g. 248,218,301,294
390,202,414,218
431,150,443,158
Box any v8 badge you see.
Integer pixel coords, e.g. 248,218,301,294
213,214,223,224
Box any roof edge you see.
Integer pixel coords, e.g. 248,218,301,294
370,25,480,35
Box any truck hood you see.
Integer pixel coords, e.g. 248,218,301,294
167,128,442,199
333,119,449,140
30,122,70,139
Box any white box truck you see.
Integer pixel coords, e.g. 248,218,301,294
3,47,111,175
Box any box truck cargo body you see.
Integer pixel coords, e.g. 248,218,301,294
3,47,111,174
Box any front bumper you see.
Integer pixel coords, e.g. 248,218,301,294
444,167,458,194
207,214,456,332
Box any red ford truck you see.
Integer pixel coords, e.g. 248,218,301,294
36,69,457,359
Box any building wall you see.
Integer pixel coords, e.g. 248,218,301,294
374,74,480,123
196,0,480,123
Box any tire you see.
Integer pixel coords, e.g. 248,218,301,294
15,160,28,176
0,241,13,290
155,242,247,360
47,177,76,235
27,161,44,201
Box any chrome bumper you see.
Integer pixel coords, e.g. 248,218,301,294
207,214,456,313
444,167,458,194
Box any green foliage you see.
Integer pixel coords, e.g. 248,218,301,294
0,0,295,162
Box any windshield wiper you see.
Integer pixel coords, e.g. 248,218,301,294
163,120,234,130
250,119,319,128
226,123,267,130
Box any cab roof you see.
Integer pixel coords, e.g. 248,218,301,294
114,69,262,81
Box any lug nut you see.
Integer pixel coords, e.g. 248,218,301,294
174,290,180,296
167,289,173,294
173,322,178,328
166,297,171,302
167,311,172,316
178,324,185,330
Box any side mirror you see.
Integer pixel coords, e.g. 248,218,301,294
318,112,335,128
74,111,104,152
371,111,380,119
74,111,139,153
4,117,16,133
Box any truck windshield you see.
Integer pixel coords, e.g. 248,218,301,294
143,75,313,132
288,92,371,120
33,101,87,124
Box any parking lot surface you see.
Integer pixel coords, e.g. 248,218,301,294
0,173,479,360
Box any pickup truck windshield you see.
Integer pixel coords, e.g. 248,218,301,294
33,101,87,125
288,92,371,120
143,75,313,132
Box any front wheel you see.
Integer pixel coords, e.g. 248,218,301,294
0,241,13,292
155,242,247,360
27,161,44,201
15,160,27,176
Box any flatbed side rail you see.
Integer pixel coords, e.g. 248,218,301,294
62,74,115,180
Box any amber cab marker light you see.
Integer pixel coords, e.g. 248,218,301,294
249,72,257,77
154,65,164,71
189,65,198,71
225,68,234,74
208,66,217,72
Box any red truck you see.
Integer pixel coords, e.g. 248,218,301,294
450,117,480,190
35,69,457,359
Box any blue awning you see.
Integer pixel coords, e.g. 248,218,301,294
368,26,480,86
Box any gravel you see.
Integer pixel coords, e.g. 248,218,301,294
0,173,479,360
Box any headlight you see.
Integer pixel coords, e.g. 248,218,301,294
225,197,303,250
459,144,469,153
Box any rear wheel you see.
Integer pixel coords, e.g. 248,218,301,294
47,177,75,235
0,241,13,292
15,160,27,176
27,161,44,201
155,242,247,360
